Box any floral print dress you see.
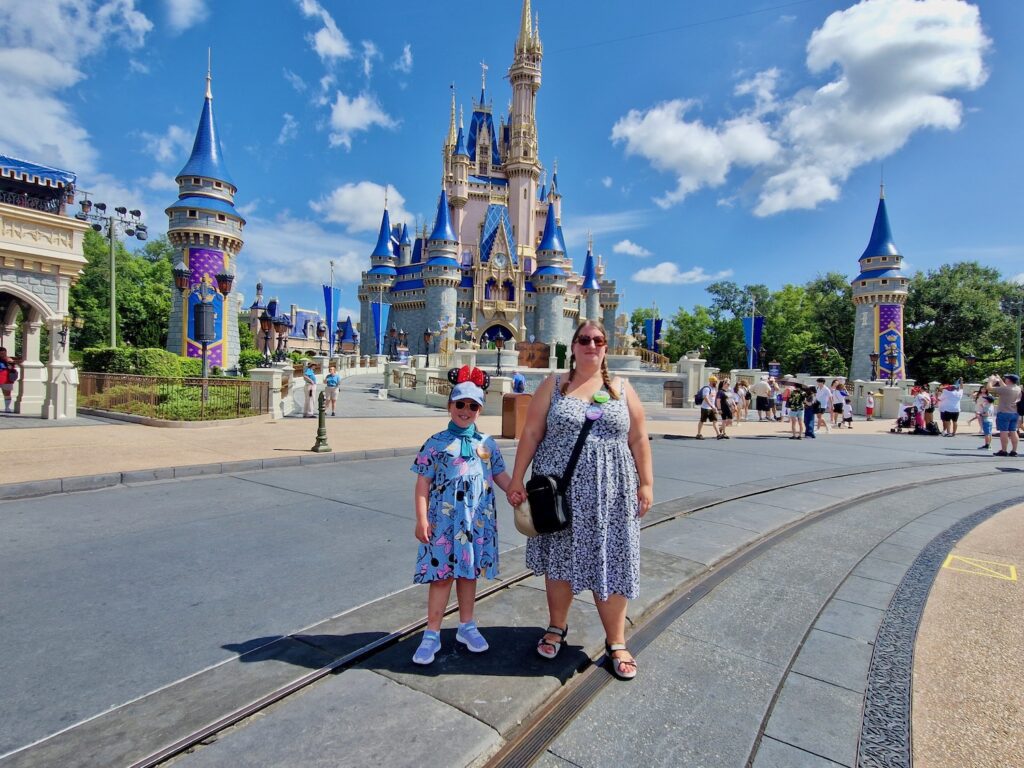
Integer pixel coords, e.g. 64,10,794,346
525,377,640,600
411,429,505,582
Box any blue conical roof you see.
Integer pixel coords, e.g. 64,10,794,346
177,84,233,187
399,223,411,246
370,209,393,258
429,190,457,242
453,126,468,157
860,190,899,260
580,249,600,290
537,203,564,254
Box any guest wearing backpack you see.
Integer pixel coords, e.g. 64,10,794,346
0,347,18,413
695,375,720,440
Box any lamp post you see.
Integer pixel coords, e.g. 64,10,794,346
869,352,879,381
74,194,147,347
495,332,505,377
272,315,292,362
316,320,327,354
258,310,273,367
966,353,977,382
423,328,434,368
388,325,398,361
886,353,898,387
335,321,344,355
172,261,235,379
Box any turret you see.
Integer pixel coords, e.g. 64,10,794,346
850,185,909,382
398,223,412,266
507,0,542,254
450,109,470,236
532,202,568,344
580,239,601,324
423,191,461,350
359,208,397,356
165,64,245,371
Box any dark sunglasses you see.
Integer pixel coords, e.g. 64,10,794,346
454,401,480,411
576,334,607,347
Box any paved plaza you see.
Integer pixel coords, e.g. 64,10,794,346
0,383,1021,767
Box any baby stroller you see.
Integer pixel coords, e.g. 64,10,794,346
891,405,918,433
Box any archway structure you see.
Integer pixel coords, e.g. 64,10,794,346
0,156,88,418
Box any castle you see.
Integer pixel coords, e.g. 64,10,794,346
357,0,620,360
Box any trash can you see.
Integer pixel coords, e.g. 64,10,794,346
663,380,685,408
502,393,533,439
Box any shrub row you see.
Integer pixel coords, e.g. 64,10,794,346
82,347,204,377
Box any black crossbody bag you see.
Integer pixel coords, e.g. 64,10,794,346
522,416,596,535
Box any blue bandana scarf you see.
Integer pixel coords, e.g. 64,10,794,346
447,421,478,458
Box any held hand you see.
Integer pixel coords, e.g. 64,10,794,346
415,519,432,544
506,480,526,508
637,484,653,518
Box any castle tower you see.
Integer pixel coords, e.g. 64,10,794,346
532,201,568,344
423,191,461,352
358,207,398,355
450,114,470,237
850,186,909,382
506,0,542,256
597,253,619,348
580,238,601,324
165,66,245,370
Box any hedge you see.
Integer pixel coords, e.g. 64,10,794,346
82,347,212,377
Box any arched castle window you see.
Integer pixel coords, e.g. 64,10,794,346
504,279,515,301
485,278,497,300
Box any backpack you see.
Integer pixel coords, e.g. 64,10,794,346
694,386,708,406
1016,395,1024,417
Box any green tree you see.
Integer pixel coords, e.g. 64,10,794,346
661,305,714,362
69,231,174,350
628,307,657,347
805,273,854,360
238,313,256,351
904,262,1014,382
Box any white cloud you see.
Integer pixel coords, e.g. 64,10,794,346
276,113,299,145
612,239,652,258
560,210,648,250
633,263,734,285
165,0,207,33
601,176,613,188
611,0,990,217
393,44,413,74
295,0,352,63
140,124,193,164
327,91,394,149
361,41,381,79
0,1,152,173
283,68,307,92
310,181,413,234
142,171,178,192
128,57,149,74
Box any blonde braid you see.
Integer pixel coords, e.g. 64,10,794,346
600,356,620,400
560,354,577,395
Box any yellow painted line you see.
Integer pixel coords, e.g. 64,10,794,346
942,554,1018,581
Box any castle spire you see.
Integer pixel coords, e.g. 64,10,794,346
860,190,899,261
517,0,532,53
429,190,457,243
177,61,233,187
447,83,457,147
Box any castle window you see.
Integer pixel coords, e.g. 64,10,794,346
523,189,527,200
881,279,888,285
192,177,201,185
188,209,198,218
214,181,222,189
217,214,226,222
861,281,867,287
881,257,887,261
504,279,515,301
485,278,497,300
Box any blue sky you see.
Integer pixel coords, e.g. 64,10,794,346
1,0,1020,324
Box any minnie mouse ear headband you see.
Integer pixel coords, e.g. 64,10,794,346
448,366,490,405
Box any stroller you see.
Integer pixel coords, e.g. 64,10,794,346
891,405,918,433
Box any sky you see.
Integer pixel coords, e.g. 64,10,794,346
1,0,1020,325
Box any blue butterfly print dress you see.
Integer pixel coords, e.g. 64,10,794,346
411,429,505,582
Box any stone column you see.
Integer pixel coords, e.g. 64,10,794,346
17,319,45,416
249,367,284,419
44,316,77,419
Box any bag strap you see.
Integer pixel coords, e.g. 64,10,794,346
557,415,596,495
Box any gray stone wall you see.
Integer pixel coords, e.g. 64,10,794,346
850,302,875,382
0,269,59,313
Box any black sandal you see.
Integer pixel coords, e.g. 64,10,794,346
537,625,568,659
605,640,637,680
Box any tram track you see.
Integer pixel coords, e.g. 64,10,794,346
0,456,997,768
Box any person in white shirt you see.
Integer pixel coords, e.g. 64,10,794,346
842,399,853,428
751,376,772,421
937,379,963,436
696,375,721,440
865,392,875,421
814,379,832,432
977,394,996,450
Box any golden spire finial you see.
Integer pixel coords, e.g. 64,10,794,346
587,230,593,253
480,60,488,93
447,83,457,146
205,48,212,99
518,0,532,51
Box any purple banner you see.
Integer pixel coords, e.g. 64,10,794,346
185,248,226,367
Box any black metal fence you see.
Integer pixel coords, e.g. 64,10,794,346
78,373,271,421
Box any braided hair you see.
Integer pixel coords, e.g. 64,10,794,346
560,320,620,399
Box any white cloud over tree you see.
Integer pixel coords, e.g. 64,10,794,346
634,263,733,285
612,0,990,216
310,181,413,234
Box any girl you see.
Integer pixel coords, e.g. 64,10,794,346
716,378,733,439
411,368,512,665
786,383,806,439
324,364,340,416
842,398,854,428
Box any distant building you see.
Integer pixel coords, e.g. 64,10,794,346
357,0,620,360
850,186,909,382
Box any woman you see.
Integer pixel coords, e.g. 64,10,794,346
507,321,654,680
716,378,733,438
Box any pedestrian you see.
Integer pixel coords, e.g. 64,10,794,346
988,374,1022,456
814,378,832,433
506,321,653,681
865,390,875,421
695,375,720,440
842,398,854,428
735,380,750,421
937,379,963,437
830,379,847,427
0,347,18,414
977,394,996,451
324,364,340,416
752,375,772,421
302,361,317,417
803,385,817,438
786,383,806,439
769,377,783,421
411,368,512,665
717,377,733,439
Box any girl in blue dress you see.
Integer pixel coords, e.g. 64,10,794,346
410,369,512,665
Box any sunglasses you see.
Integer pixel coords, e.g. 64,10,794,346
576,335,607,347
453,401,480,411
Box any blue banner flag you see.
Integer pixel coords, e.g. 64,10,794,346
742,316,765,367
643,318,663,351
371,301,390,354
322,285,340,328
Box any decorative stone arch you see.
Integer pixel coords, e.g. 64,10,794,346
480,323,517,344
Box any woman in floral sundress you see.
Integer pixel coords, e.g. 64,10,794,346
507,321,654,680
